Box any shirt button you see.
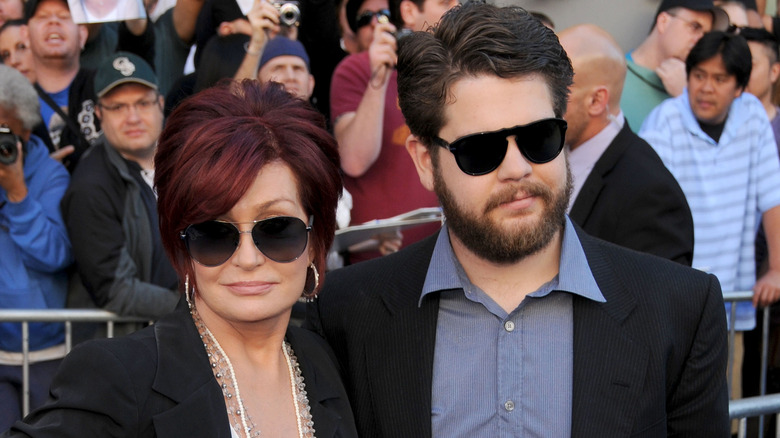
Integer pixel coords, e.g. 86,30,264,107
504,321,515,332
504,400,515,411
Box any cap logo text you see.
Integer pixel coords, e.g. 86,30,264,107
113,57,136,77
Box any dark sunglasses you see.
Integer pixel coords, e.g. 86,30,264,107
180,216,312,267
433,118,567,176
356,9,390,29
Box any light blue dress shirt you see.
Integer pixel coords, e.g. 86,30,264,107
420,217,605,438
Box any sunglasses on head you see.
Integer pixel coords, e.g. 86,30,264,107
180,216,312,267
356,9,390,29
433,118,567,176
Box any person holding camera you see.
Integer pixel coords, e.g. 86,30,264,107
329,0,457,264
0,64,72,433
4,79,359,438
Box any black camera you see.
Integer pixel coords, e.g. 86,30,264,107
376,15,412,43
0,125,20,166
273,0,300,27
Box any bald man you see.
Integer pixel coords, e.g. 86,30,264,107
560,24,695,266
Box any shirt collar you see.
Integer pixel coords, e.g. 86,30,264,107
419,216,606,306
567,112,625,210
677,88,750,145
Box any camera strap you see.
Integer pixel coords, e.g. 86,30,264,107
34,83,89,153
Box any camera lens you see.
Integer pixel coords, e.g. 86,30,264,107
0,131,18,165
0,141,18,165
278,3,300,27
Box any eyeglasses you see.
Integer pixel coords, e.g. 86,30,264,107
180,216,313,267
433,118,567,176
355,9,390,29
667,12,706,36
98,96,160,116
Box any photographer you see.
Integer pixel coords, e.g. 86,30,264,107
329,0,456,263
0,65,72,432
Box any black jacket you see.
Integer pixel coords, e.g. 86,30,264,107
570,122,694,266
61,140,178,324
5,299,358,437
306,227,729,437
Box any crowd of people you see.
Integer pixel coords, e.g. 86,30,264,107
2,0,780,435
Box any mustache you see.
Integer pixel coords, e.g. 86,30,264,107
483,181,554,214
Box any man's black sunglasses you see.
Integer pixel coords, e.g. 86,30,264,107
356,9,390,29
432,118,567,176
180,216,312,267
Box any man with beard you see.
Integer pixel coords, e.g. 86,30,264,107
305,2,729,436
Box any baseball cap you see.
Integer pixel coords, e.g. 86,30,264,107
94,51,158,98
24,0,69,20
655,0,730,31
258,37,310,71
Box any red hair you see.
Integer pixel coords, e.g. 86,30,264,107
154,80,342,293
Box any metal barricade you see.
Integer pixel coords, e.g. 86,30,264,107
731,394,780,438
724,291,776,437
0,309,148,417
2,294,780,433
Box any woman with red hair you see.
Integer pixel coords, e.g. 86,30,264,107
5,80,357,437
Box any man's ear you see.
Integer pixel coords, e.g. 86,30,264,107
588,86,609,117
77,24,88,50
399,0,419,30
770,61,780,84
307,74,315,98
656,11,672,34
405,134,435,191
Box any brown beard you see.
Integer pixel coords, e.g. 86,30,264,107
434,161,572,265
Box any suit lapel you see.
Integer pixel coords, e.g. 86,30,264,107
152,383,232,437
365,236,439,438
365,297,438,438
151,299,232,437
569,123,633,226
571,230,649,437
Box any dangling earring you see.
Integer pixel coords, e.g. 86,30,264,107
302,262,319,302
184,274,193,310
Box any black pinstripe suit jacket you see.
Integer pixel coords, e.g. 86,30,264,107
306,226,729,437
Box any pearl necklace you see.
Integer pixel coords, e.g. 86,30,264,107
191,308,315,437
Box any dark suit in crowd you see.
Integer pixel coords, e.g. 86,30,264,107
569,123,695,266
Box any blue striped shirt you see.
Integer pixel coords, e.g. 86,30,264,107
421,218,605,437
640,90,780,330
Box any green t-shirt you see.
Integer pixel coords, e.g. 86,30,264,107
621,54,671,132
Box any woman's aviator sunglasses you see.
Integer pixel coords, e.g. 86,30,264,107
432,118,567,176
180,216,313,267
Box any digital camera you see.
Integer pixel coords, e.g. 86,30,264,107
273,0,300,27
0,125,20,166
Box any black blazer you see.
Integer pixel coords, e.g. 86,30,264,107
306,228,729,438
569,122,694,266
6,299,358,438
